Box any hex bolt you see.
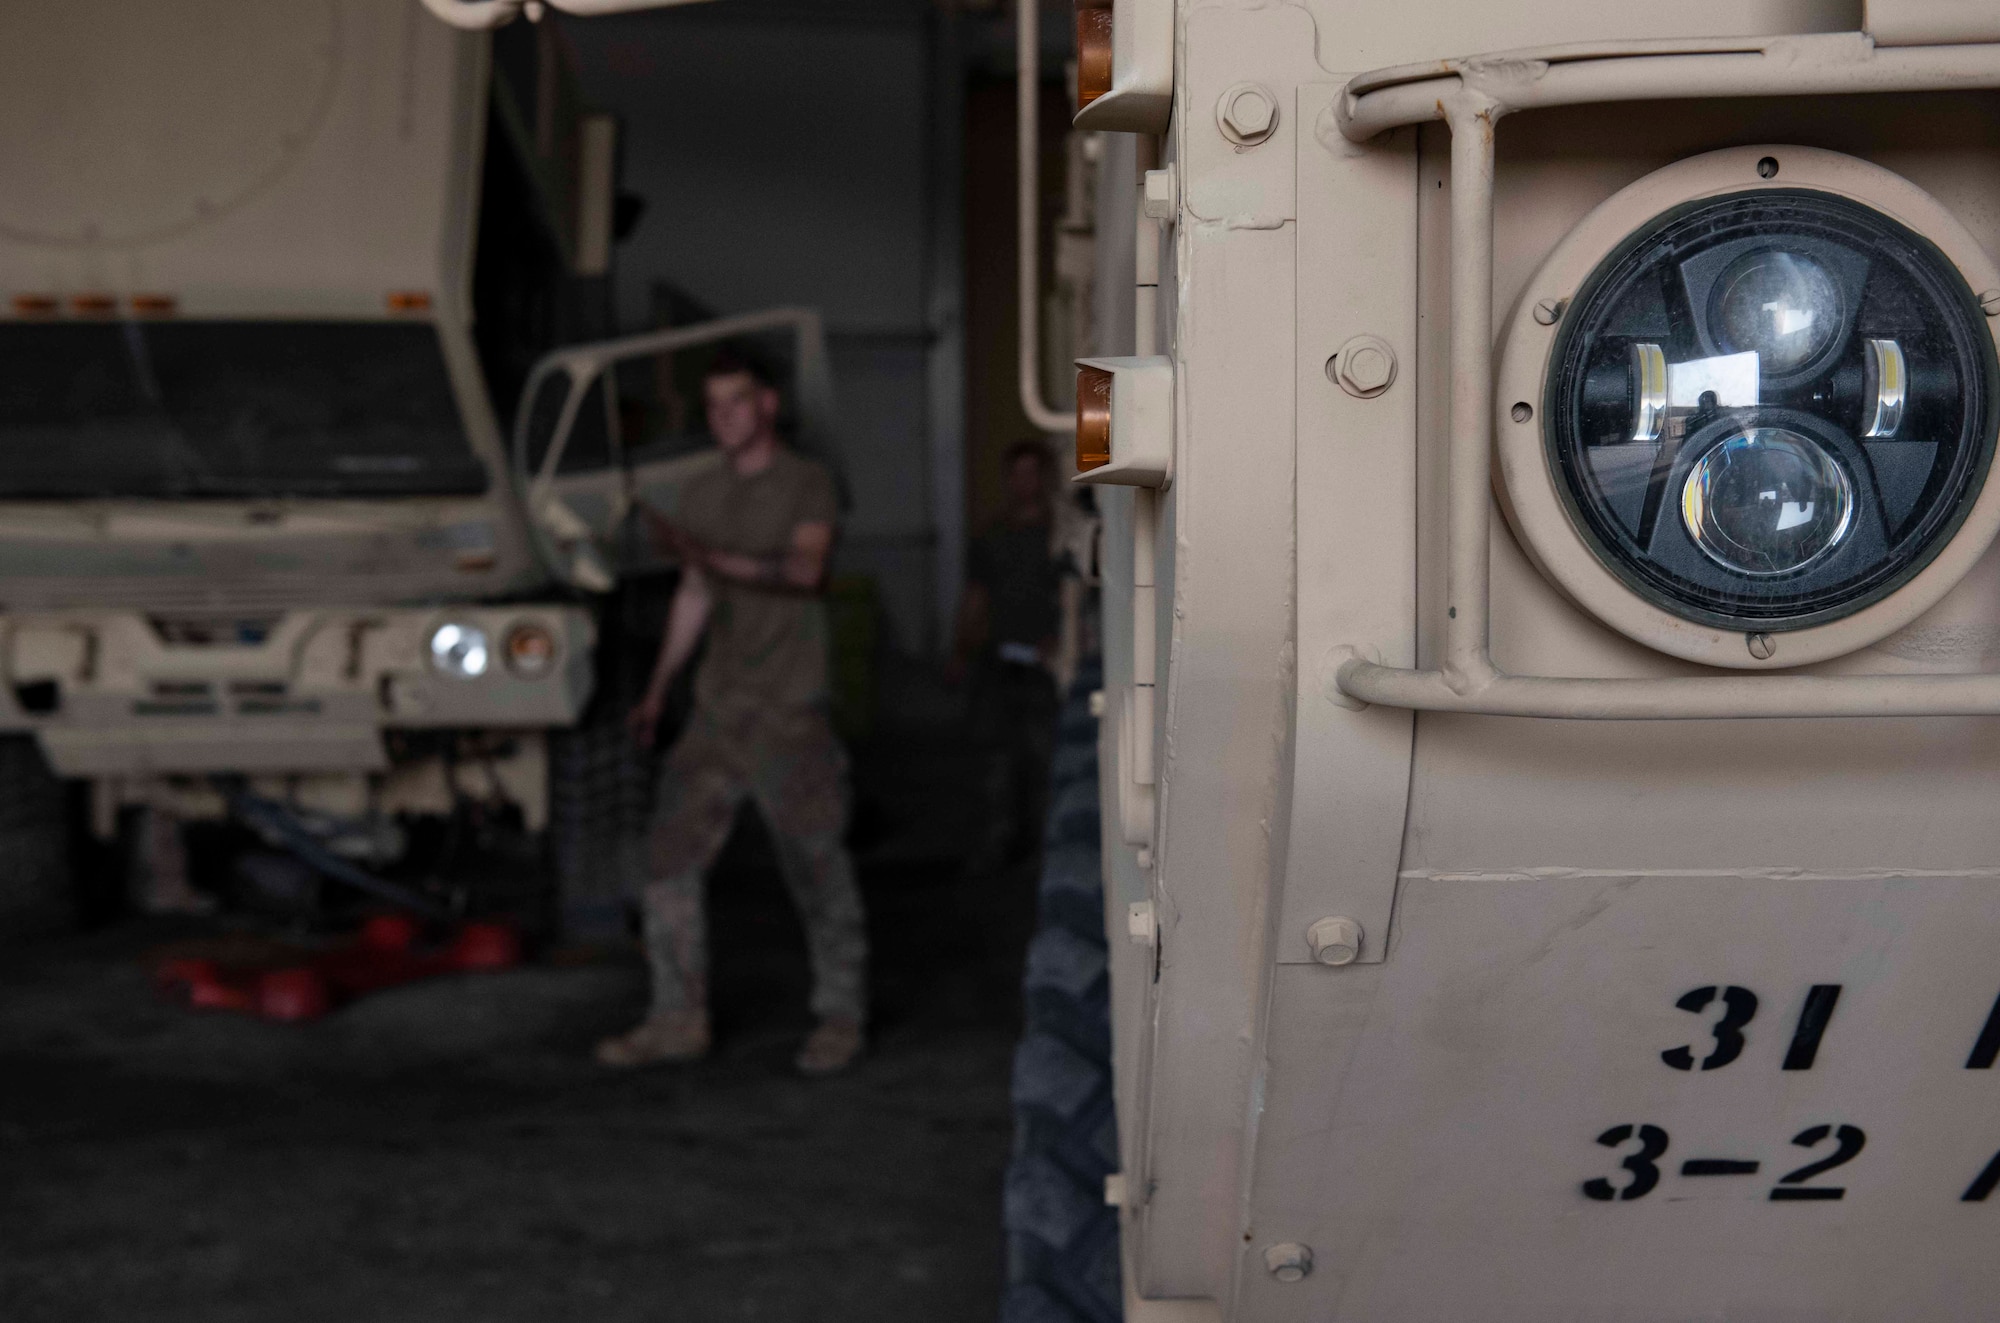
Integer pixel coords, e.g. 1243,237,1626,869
1217,83,1278,146
1306,916,1363,966
1264,1243,1314,1283
1747,632,1777,661
1533,298,1567,326
1981,290,2000,318
1142,166,1177,221
1329,335,1397,399
1127,901,1157,947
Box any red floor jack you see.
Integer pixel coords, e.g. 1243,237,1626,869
155,914,523,1023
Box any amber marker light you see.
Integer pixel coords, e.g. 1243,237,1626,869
12,294,58,317
1076,363,1113,471
130,294,178,317
70,293,117,316
1076,1,1113,111
387,290,432,313
504,622,558,679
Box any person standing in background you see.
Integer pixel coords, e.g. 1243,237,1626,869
951,439,1071,873
595,351,867,1077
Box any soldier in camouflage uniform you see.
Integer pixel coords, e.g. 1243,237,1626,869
595,351,867,1076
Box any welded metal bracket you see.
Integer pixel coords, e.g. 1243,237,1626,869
1329,35,2000,720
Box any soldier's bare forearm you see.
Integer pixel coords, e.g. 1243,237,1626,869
646,570,711,701
702,547,827,593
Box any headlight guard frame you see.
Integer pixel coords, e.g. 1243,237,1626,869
1320,35,2000,717
1498,145,2000,665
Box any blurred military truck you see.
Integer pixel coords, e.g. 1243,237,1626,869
0,0,829,934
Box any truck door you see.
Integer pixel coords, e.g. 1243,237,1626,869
515,362,628,591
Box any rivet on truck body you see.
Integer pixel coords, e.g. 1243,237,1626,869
1306,916,1363,966
1264,1243,1314,1283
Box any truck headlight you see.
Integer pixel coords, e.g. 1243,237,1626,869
428,622,490,679
1545,188,1998,630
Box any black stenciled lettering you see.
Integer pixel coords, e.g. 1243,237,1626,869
1967,988,2000,1069
1782,985,1843,1071
1963,1151,2000,1202
1662,985,1758,1071
1770,1124,1865,1201
1681,1158,1759,1176
1582,1124,1669,1202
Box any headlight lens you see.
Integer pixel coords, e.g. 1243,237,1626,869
1709,249,1843,375
1546,188,1998,630
503,623,558,678
428,622,490,679
1681,428,1854,576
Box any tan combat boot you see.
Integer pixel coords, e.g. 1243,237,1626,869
794,1015,864,1076
594,1010,711,1067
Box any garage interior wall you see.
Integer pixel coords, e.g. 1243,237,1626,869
563,2,957,654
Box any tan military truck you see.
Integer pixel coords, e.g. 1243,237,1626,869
0,0,831,933
1006,1,2000,1319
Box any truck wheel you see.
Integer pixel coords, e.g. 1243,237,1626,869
0,735,73,940
547,701,653,940
1003,659,1123,1323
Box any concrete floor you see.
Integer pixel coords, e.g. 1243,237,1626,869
0,720,1036,1322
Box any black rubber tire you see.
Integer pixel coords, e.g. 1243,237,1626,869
547,592,665,940
1002,658,1123,1323
0,735,73,941
548,698,654,939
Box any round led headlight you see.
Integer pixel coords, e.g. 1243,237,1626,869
1541,178,1999,634
503,622,558,678
428,622,490,679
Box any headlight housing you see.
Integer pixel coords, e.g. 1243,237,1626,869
1544,186,1998,632
428,622,490,679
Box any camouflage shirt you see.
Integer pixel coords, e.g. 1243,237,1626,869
676,447,840,716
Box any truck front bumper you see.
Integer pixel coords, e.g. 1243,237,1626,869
0,605,595,776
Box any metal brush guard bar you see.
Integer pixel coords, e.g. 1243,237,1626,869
1329,33,2000,719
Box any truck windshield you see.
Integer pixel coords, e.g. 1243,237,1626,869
0,320,489,498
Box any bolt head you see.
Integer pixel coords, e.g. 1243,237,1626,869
1746,632,1777,661
1330,335,1397,399
1532,297,1567,326
1142,167,1176,221
1217,83,1278,145
1981,290,2000,318
1227,90,1274,137
1263,1242,1313,1283
1306,916,1362,966
1345,347,1390,391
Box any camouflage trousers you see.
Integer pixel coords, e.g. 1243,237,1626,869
641,703,867,1024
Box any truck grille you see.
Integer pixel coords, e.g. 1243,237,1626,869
148,615,280,646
